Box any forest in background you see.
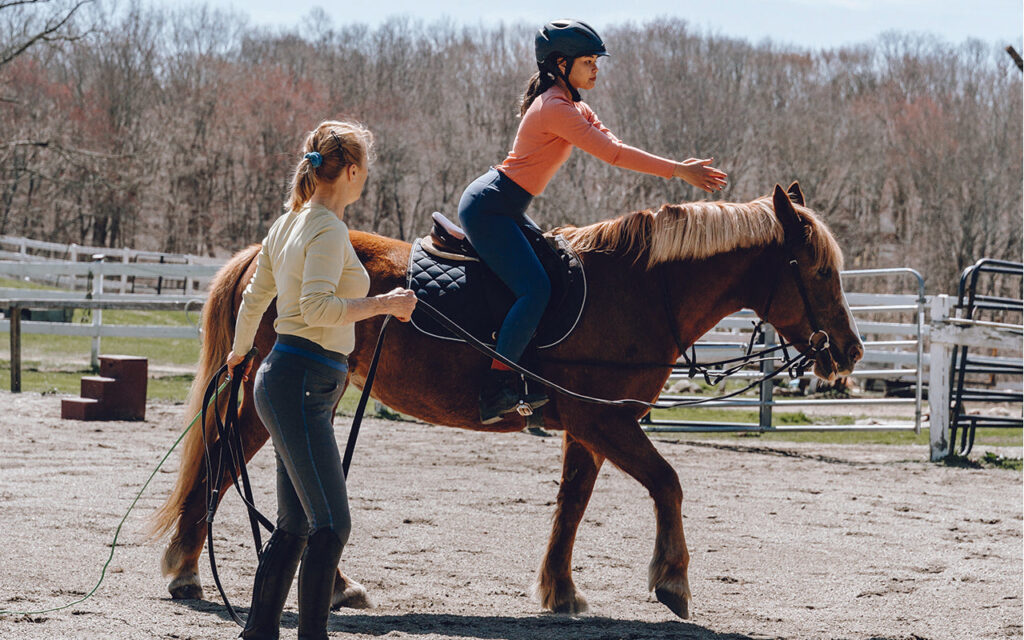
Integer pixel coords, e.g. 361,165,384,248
2,0,1022,293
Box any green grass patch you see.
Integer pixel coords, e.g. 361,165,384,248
0,361,197,402
981,451,1023,471
0,276,64,290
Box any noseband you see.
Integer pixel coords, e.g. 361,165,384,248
760,237,832,359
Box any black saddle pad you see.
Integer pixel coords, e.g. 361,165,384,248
406,232,586,350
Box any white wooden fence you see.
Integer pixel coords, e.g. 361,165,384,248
0,235,221,294
0,259,219,369
927,294,1023,460
3,253,1019,462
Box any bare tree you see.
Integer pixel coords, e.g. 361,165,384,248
0,0,91,69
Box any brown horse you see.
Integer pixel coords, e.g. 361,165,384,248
150,183,863,620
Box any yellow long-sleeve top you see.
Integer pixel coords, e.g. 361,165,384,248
231,202,370,356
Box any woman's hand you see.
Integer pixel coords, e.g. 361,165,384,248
673,158,728,193
225,350,254,381
380,287,418,322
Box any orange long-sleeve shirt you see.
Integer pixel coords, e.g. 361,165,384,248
495,85,677,196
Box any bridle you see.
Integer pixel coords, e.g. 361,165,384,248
653,235,834,391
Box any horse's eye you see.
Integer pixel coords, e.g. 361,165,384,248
817,267,833,279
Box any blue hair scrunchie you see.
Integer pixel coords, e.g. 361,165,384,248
304,151,323,168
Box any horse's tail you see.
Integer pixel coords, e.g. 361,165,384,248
147,244,260,543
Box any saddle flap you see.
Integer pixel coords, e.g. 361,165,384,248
406,231,587,351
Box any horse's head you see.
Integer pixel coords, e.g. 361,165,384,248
759,182,863,382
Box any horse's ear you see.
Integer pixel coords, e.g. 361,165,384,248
786,181,805,206
773,184,808,248
772,184,801,227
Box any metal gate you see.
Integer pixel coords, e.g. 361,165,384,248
946,259,1023,455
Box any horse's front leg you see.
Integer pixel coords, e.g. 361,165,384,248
536,432,605,614
574,413,691,619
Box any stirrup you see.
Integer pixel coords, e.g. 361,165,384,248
515,401,533,417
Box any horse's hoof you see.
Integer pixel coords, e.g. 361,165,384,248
168,574,203,600
655,587,690,619
549,592,588,615
536,579,588,615
332,580,373,609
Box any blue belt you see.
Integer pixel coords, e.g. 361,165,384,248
272,342,348,372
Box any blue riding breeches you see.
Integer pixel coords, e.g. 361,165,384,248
252,334,350,544
458,168,551,363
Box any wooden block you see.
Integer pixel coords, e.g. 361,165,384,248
99,355,148,380
80,375,117,400
62,397,101,421
98,355,147,421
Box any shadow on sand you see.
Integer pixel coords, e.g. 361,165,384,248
169,598,759,639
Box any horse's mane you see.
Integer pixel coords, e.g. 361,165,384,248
555,197,843,270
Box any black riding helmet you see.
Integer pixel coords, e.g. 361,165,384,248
535,19,608,63
535,20,608,102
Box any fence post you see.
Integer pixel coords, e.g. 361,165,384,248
928,295,953,461
120,252,129,294
69,244,79,290
759,324,775,430
9,304,21,393
90,254,105,369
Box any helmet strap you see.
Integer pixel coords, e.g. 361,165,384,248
562,57,581,102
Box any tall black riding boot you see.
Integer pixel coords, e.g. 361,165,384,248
479,369,548,425
478,369,520,424
240,529,307,640
297,528,345,640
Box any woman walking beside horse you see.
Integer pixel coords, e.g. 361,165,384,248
224,121,416,640
461,19,728,423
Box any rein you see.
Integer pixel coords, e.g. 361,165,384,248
413,298,827,411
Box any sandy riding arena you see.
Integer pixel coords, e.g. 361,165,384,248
0,392,1021,640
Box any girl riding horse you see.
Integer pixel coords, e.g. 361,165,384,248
460,19,728,423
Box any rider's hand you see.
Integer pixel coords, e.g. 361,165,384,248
673,158,728,193
381,287,418,322
225,350,254,382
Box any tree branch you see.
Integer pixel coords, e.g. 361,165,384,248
0,0,92,68
1006,46,1023,72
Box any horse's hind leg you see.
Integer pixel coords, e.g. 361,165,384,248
536,432,604,614
162,399,272,599
574,413,691,619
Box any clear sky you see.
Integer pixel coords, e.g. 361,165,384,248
195,0,1022,50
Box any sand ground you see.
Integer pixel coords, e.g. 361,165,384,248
0,392,1021,640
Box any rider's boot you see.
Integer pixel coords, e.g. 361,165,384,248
479,368,548,424
240,529,307,640
297,528,345,640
